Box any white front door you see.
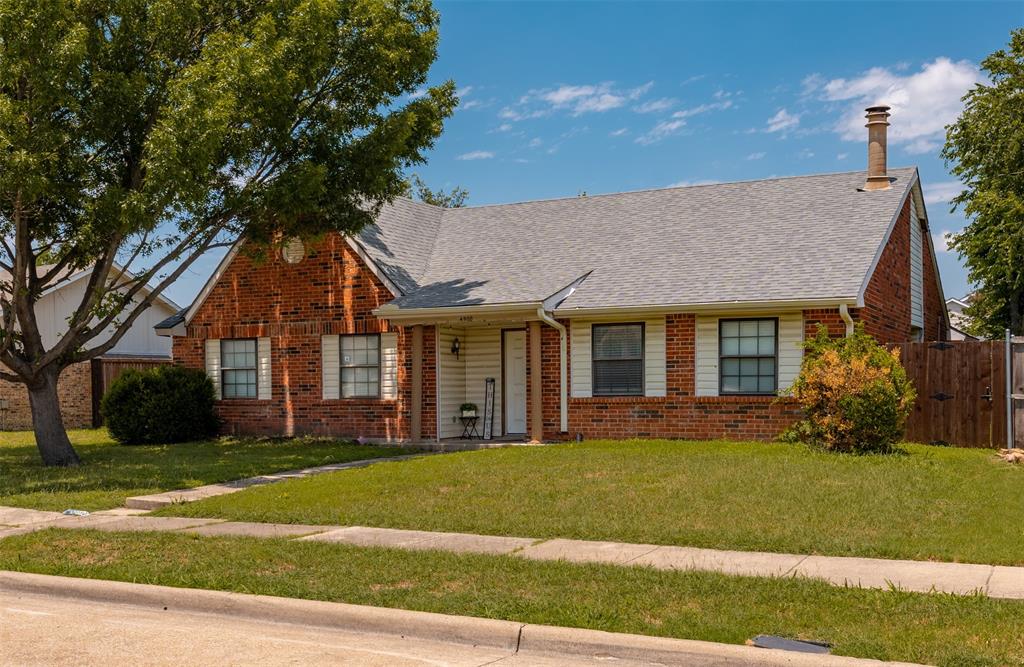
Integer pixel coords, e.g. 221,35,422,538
503,330,527,434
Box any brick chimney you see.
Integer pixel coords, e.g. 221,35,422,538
864,105,891,191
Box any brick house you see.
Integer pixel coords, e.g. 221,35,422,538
157,106,948,443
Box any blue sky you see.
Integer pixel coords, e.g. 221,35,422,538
165,1,1023,307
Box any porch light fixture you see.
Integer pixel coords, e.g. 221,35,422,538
451,336,461,360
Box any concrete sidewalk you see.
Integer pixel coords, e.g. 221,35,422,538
0,570,926,666
3,505,1023,600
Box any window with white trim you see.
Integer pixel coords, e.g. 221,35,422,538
341,334,380,398
719,319,777,395
592,323,644,396
221,339,257,399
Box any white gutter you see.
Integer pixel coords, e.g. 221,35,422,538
536,306,568,433
839,303,855,337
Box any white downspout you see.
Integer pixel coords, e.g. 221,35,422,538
536,306,568,433
839,304,855,337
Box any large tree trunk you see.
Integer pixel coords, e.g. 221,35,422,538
27,369,80,467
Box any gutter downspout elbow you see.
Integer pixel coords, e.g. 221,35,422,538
536,306,568,433
839,304,855,337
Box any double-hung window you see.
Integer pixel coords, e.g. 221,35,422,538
341,334,380,398
592,323,644,396
221,339,257,399
719,319,777,395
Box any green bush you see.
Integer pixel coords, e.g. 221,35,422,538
783,324,916,454
101,365,219,445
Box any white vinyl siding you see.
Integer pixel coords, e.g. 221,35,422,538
570,317,665,398
205,339,221,399
257,337,272,400
464,328,502,433
696,313,802,396
322,335,340,400
644,317,667,397
380,332,398,400
437,327,467,439
910,202,924,329
570,322,592,398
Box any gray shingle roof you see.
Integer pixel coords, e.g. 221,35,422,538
366,167,918,311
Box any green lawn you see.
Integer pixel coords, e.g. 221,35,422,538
0,429,402,512
160,439,1024,565
1,529,1021,667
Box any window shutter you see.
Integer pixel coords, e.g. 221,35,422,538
205,339,221,400
380,332,398,399
257,337,272,400
322,335,340,400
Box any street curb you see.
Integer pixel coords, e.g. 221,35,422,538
517,624,927,666
0,570,521,651
0,571,928,666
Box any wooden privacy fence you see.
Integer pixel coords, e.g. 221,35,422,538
90,356,170,427
889,340,1017,448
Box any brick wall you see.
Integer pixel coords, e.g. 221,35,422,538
858,197,914,344
921,225,947,341
0,362,92,431
542,314,802,441
173,234,431,441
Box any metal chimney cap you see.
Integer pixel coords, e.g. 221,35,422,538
865,104,892,114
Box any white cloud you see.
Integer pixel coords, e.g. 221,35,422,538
499,81,654,122
836,152,849,160
923,180,963,205
609,127,629,137
461,99,483,110
798,148,815,159
634,98,676,114
933,229,955,253
669,179,720,188
528,137,543,148
766,108,800,133
634,99,734,145
746,152,766,160
456,150,494,161
635,118,688,145
818,58,981,153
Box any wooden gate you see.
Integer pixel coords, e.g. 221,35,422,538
891,341,1007,448
90,356,170,426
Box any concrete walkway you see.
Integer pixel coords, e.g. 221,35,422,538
3,506,1023,600
124,453,426,510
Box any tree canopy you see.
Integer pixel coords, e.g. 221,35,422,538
0,0,455,465
943,28,1024,337
406,174,467,207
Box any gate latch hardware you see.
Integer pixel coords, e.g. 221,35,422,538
981,386,993,403
930,392,955,401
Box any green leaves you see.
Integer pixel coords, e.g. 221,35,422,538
942,28,1024,336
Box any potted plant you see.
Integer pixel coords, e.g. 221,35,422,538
460,402,478,418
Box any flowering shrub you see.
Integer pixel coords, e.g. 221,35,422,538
783,324,915,453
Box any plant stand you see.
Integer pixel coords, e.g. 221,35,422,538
459,416,480,439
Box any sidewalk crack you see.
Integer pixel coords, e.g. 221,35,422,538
623,545,661,564
784,555,810,576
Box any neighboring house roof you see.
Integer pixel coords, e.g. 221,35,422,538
0,262,181,313
371,166,921,312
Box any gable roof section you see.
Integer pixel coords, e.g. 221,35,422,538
378,167,918,312
166,166,926,330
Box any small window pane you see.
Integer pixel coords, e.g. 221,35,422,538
593,324,644,396
719,319,777,395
